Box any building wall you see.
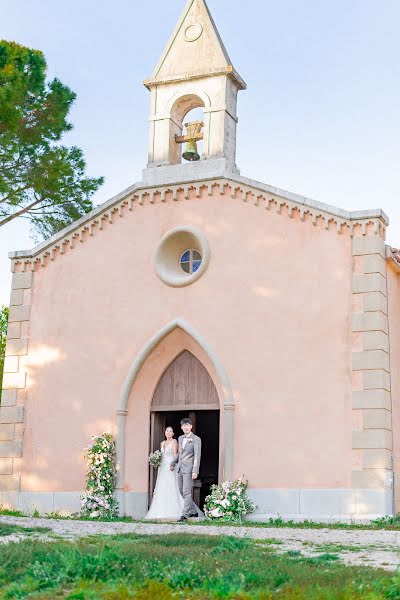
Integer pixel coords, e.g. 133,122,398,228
11,191,354,506
387,263,400,512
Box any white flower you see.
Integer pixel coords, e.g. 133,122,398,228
90,511,99,517
211,508,221,518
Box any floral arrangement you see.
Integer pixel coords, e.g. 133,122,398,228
148,449,162,468
80,432,118,519
204,477,256,522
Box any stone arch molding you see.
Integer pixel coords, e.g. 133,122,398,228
115,318,234,494
168,89,211,123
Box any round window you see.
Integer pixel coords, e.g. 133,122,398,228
154,226,210,288
180,249,202,274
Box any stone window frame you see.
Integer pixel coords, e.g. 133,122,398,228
154,225,210,288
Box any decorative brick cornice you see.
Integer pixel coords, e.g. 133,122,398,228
9,177,389,273
386,246,400,271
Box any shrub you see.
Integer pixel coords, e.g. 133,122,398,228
204,477,256,522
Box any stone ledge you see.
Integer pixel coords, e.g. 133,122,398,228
352,429,392,450
363,292,388,314
9,289,23,306
363,370,391,391
351,469,390,489
2,372,26,390
0,425,16,442
353,237,386,257
352,312,388,334
363,331,389,352
0,406,24,424
0,459,13,475
352,273,386,295
352,350,389,372
3,356,18,373
362,255,387,276
11,273,33,290
363,409,392,430
0,390,17,407
8,305,30,323
5,338,28,357
352,389,391,410
362,449,392,470
0,441,22,458
0,475,20,492
6,322,21,340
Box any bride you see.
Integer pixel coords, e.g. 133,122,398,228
145,426,184,520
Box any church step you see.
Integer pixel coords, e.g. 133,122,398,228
0,406,24,424
0,474,20,492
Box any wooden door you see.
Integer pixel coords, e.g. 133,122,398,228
149,412,166,500
149,351,220,506
151,351,219,411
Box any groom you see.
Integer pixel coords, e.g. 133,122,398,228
170,417,201,522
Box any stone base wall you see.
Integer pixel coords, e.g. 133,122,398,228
0,488,392,521
248,487,393,522
0,491,148,519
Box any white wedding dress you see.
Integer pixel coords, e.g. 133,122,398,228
145,442,184,520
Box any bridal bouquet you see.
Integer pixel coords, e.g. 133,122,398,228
204,477,256,522
148,449,162,468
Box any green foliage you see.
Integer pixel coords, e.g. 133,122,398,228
0,533,395,599
0,523,50,536
371,514,400,528
0,306,8,403
0,40,103,239
0,506,24,517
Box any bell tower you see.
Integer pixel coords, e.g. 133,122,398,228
142,0,246,185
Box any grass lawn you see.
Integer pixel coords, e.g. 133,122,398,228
0,524,50,537
0,533,399,599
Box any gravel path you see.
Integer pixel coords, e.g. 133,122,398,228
0,516,399,571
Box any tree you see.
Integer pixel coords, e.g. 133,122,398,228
0,306,8,402
0,40,103,239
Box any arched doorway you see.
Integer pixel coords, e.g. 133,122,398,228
149,350,220,510
116,319,234,516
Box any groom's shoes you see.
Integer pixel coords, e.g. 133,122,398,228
177,515,187,522
188,512,198,518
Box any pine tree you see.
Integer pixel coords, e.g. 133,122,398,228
0,40,103,238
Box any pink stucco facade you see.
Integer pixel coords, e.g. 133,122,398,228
2,0,398,521
18,193,354,497
4,179,396,520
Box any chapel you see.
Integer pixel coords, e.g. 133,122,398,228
1,0,400,521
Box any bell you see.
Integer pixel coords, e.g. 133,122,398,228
182,138,200,162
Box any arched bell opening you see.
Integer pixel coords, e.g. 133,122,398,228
169,94,207,165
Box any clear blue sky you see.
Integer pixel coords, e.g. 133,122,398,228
1,0,399,304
